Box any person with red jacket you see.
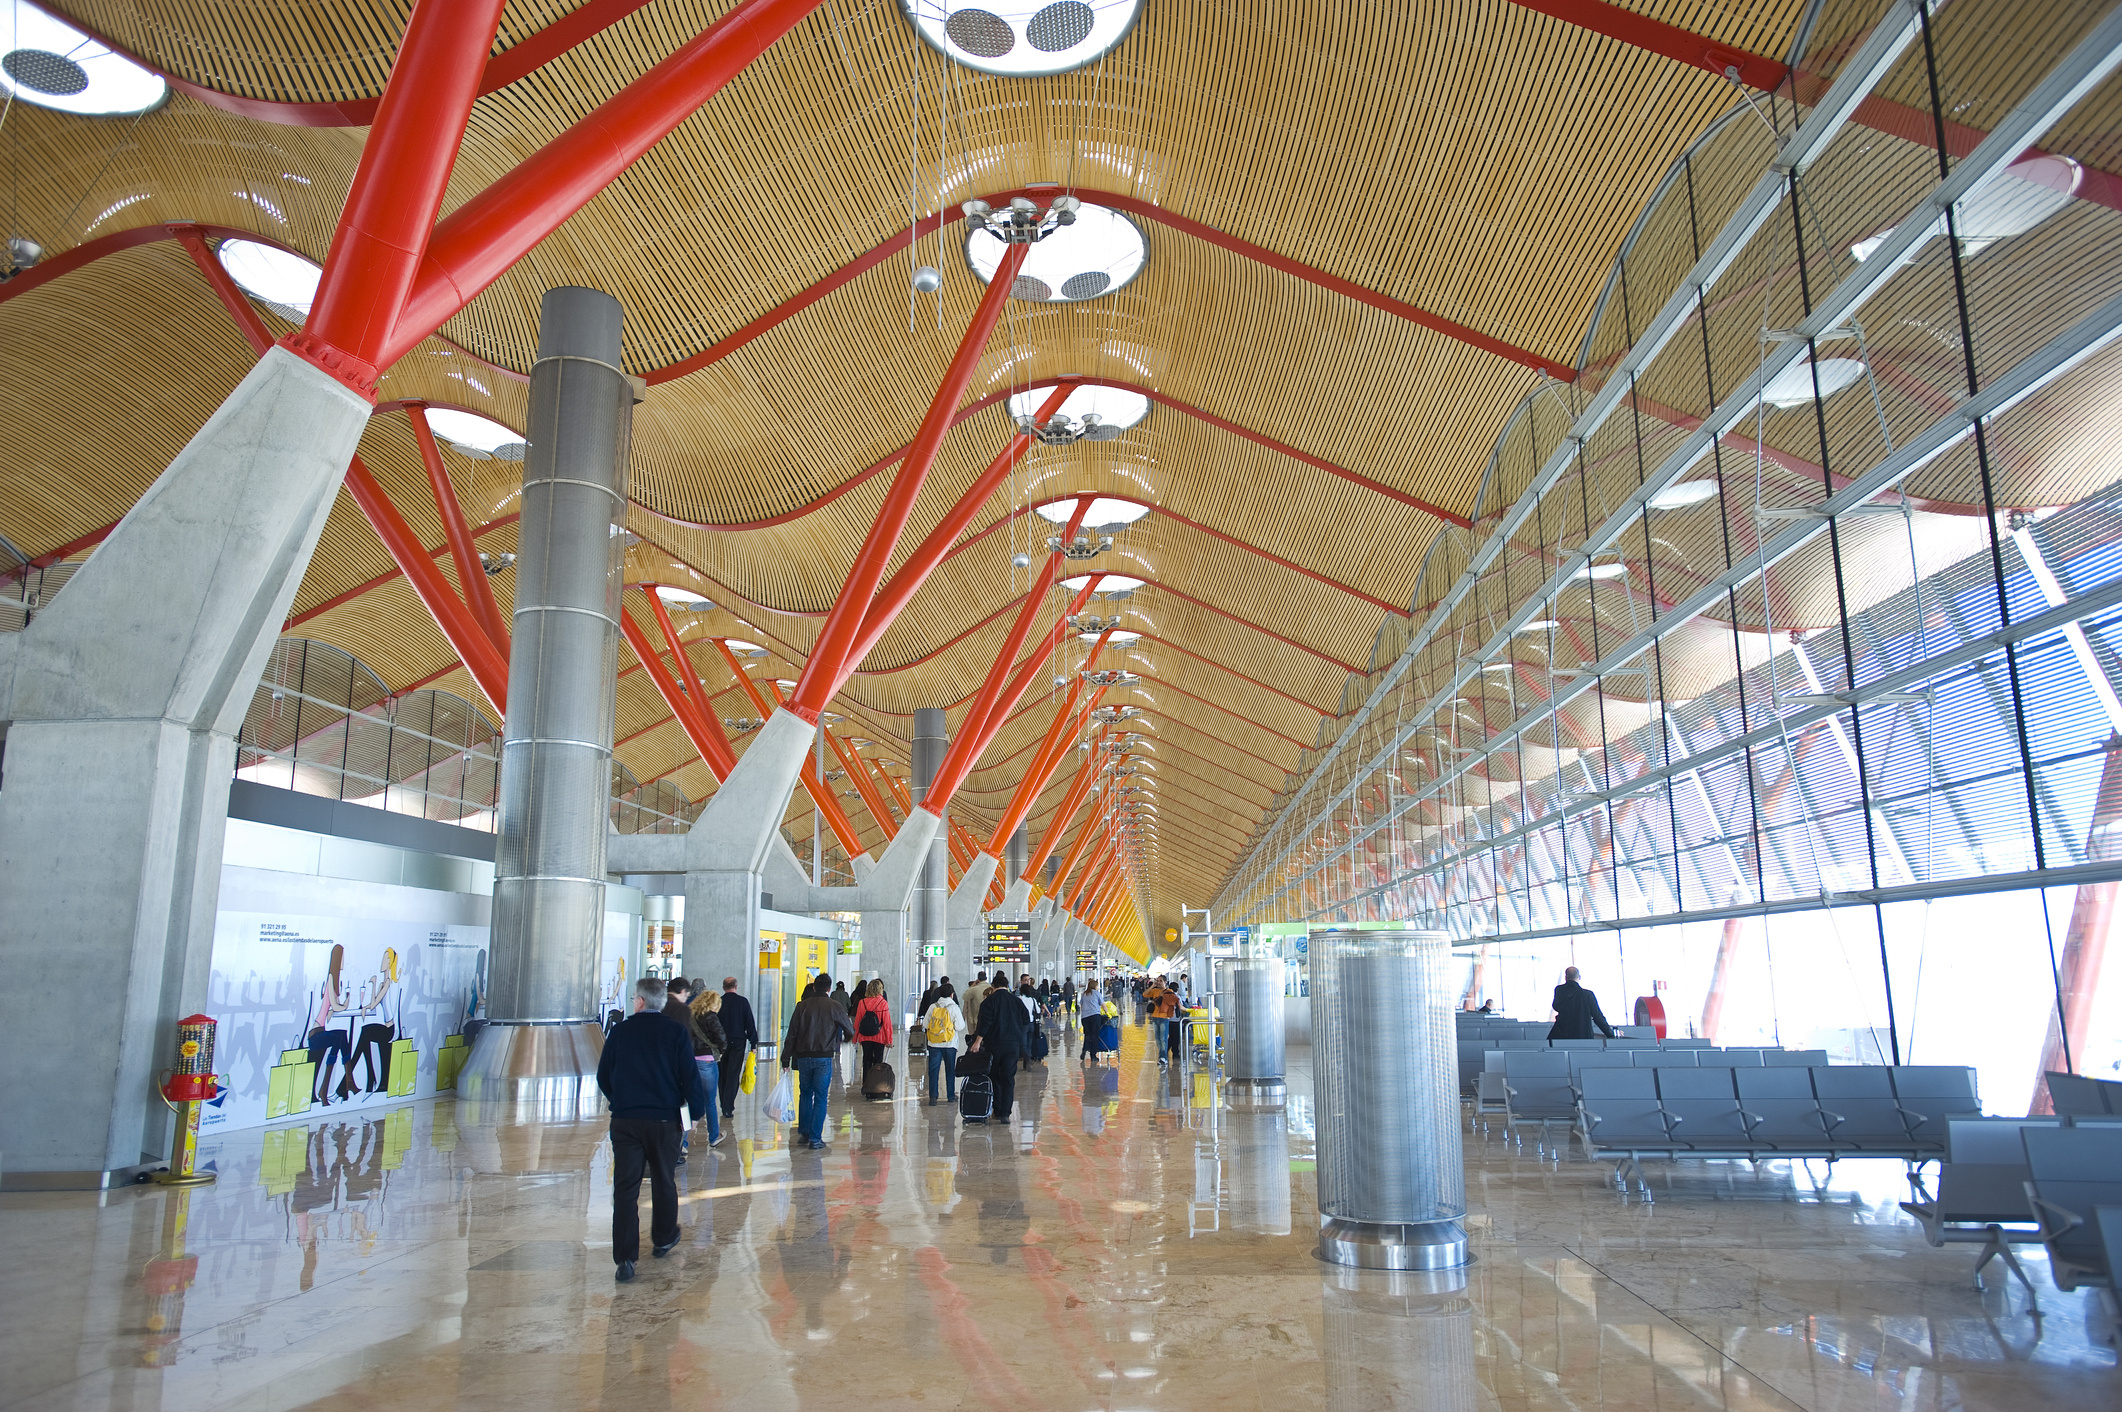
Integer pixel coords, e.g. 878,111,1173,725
851,978,894,1074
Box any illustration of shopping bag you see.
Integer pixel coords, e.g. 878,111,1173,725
387,1038,419,1097
268,1049,315,1119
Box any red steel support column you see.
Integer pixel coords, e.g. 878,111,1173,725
301,0,511,380
788,238,1032,719
412,405,511,652
1026,744,1106,885
841,382,1077,682
825,726,898,841
744,659,869,859
343,458,511,714
987,634,1111,852
619,603,736,778
386,0,829,361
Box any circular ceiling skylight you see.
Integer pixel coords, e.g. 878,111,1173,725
424,408,527,461
218,239,320,317
901,0,1141,77
967,202,1145,304
724,639,765,655
1009,384,1149,432
1062,573,1145,592
1646,480,1720,511
1034,496,1151,527
1,2,167,115
653,585,713,611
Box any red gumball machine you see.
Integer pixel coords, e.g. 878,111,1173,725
153,1015,222,1187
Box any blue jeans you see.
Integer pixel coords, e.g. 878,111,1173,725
694,1058,721,1144
926,1046,958,1103
794,1056,833,1143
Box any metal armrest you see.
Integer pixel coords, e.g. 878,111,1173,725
1580,1108,1604,1130
2023,1187,2085,1241
1818,1108,1845,1129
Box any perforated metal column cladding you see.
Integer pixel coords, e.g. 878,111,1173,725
912,707,948,945
1227,958,1286,1081
489,288,633,1023
1311,930,1464,1226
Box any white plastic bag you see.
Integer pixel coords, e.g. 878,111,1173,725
761,1069,796,1125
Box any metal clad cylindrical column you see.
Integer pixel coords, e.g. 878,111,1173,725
1313,929,1467,1270
1005,825,1028,883
911,707,948,952
470,286,632,1101
1227,958,1287,1103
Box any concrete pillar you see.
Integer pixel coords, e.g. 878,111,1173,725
910,707,947,989
946,852,997,981
464,288,635,1099
0,347,371,1186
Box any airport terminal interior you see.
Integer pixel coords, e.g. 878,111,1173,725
3,0,2122,1405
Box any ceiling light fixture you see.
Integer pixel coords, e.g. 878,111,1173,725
1,2,167,115
1051,530,1114,560
1646,480,1720,511
1760,357,1866,410
965,197,1146,304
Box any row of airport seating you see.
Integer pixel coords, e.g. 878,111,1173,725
2045,1070,2122,1117
1899,1109,2122,1323
1460,1036,1826,1099
1535,1064,1979,1191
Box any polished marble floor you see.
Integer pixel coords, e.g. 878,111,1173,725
3,1015,2116,1410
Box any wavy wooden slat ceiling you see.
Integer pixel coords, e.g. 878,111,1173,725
1,0,1830,935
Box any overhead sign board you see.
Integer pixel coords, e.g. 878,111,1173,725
1075,949,1097,970
982,918,1031,964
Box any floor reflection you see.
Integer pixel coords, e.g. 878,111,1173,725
0,1015,2115,1410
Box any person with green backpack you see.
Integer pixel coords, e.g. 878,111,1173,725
919,980,968,1106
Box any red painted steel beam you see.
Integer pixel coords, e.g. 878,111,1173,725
842,382,1078,679
384,0,830,363
1047,777,1113,903
343,457,510,715
758,676,880,859
298,0,509,384
411,405,512,651
620,602,737,779
1023,746,1107,885
921,501,1093,812
822,721,898,841
286,512,520,629
648,588,721,723
989,643,1109,852
790,238,1031,719
1510,0,1786,90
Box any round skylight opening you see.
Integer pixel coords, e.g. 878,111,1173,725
724,639,765,656
1034,496,1151,527
1571,562,1630,582
653,585,713,611
218,239,320,317
967,203,1145,304
1062,574,1145,593
1010,384,1149,433
1760,357,1866,410
900,0,1142,77
1,2,167,115
423,408,527,461
1647,480,1721,511
1105,629,1142,643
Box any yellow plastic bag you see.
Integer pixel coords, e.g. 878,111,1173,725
740,1049,757,1095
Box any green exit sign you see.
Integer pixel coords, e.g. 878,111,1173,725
922,943,947,957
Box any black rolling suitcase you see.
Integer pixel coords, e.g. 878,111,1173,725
956,1049,994,1123
862,1060,895,1100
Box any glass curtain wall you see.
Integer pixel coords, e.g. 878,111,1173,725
1215,0,2122,1113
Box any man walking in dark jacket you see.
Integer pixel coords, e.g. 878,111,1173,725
970,984,1033,1122
782,978,855,1148
597,977,698,1283
716,977,759,1119
1549,966,1616,1040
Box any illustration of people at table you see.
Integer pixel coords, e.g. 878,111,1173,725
349,948,401,1095
306,945,354,1105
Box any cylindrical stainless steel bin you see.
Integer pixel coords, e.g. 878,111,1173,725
1311,928,1468,1269
1226,958,1286,1102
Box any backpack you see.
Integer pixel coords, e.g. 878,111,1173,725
858,1004,882,1038
925,1004,956,1044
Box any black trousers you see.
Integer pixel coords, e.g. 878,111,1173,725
987,1048,1019,1120
718,1041,749,1115
609,1116,681,1263
860,1040,886,1071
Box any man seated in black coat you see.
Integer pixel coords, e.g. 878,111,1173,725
597,977,698,1283
1549,966,1616,1040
